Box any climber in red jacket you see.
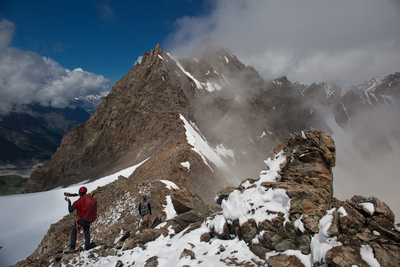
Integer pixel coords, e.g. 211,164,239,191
65,186,92,252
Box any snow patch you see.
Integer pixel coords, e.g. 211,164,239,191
337,206,348,217
359,202,375,215
310,208,342,263
180,161,190,172
259,150,286,183
164,195,177,220
168,53,203,89
180,114,237,183
360,244,381,267
215,144,235,160
294,215,306,233
221,187,290,226
160,180,179,190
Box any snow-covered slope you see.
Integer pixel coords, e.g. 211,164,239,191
0,160,147,267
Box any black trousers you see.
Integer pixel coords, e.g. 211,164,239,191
70,218,90,249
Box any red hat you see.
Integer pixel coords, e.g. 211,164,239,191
79,186,87,194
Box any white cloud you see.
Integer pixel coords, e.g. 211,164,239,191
166,0,400,87
0,19,111,115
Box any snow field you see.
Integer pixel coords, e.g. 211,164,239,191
0,159,148,266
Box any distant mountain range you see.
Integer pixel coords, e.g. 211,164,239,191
0,98,103,168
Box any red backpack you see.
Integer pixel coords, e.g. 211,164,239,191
81,194,97,223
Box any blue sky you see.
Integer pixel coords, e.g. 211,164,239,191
1,0,209,84
0,0,399,115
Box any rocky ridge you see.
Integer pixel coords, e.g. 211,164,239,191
214,130,400,266
15,130,400,266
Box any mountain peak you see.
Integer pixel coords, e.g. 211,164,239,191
139,43,165,66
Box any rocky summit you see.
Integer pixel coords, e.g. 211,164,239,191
15,130,400,266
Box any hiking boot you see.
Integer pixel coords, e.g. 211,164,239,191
64,246,76,253
85,242,95,250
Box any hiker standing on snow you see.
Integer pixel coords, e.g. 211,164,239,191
138,195,152,229
65,186,96,252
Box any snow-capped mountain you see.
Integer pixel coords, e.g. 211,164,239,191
71,93,108,114
4,42,399,266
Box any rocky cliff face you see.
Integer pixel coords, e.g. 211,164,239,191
16,130,400,266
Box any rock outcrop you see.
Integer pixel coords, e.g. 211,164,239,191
213,130,400,266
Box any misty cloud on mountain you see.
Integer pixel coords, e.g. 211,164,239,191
166,0,400,87
0,19,111,115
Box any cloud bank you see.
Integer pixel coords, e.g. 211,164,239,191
166,0,400,87
0,19,111,115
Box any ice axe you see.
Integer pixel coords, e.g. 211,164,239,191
64,192,79,202
64,192,79,197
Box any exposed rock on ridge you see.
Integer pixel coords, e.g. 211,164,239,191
214,130,399,266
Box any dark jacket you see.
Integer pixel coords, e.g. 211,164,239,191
138,200,151,216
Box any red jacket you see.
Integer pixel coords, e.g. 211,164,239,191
68,197,86,218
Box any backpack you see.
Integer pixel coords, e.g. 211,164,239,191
140,200,150,216
81,194,97,223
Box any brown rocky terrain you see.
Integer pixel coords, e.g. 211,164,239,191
15,130,400,266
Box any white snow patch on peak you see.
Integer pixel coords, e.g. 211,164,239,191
221,186,291,226
359,202,375,215
164,195,177,220
204,80,222,92
294,215,306,233
218,151,292,227
167,53,203,89
180,161,190,172
180,114,238,184
160,180,179,190
259,150,286,183
310,208,342,264
337,206,348,217
215,144,235,160
301,131,307,139
360,244,381,267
